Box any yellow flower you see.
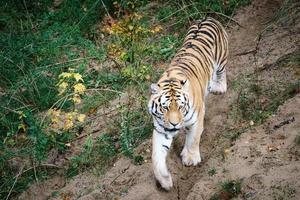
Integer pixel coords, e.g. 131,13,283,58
58,82,68,95
51,116,59,123
73,83,86,94
77,114,86,122
128,25,134,31
48,109,60,117
73,73,84,82
66,112,74,120
151,25,162,33
134,13,142,20
59,72,72,79
18,123,26,131
17,111,26,119
71,94,82,104
64,119,74,130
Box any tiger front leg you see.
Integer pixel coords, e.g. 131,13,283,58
181,109,204,166
152,130,173,190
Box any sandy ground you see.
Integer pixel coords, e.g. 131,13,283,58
19,0,300,199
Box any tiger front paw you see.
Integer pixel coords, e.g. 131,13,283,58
154,169,173,191
180,148,201,166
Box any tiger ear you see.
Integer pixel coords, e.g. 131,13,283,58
150,83,159,94
181,79,189,92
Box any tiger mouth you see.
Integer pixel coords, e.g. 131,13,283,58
164,127,180,132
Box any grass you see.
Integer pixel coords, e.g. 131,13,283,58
210,179,242,200
295,134,300,146
208,168,217,176
224,49,300,146
0,0,253,198
231,50,300,126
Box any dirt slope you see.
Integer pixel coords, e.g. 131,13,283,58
19,0,300,199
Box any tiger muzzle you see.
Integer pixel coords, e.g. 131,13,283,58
164,127,180,132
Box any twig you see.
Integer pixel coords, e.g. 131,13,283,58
159,2,201,22
177,178,180,200
110,165,130,185
5,165,24,200
100,0,112,18
0,106,20,114
87,88,124,94
37,57,95,70
273,117,295,130
107,57,122,69
13,164,62,179
76,0,101,26
166,11,244,29
39,93,75,126
206,11,244,28
233,49,257,56
23,0,33,29
33,160,39,183
71,128,102,142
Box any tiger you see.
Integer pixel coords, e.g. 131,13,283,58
148,17,228,190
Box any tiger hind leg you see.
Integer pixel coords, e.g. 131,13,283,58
208,65,227,95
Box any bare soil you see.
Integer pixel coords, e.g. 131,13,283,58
19,0,300,199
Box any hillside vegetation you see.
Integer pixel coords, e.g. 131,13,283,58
1,0,250,199
2,0,300,200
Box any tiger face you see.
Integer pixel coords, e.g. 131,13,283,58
148,79,190,133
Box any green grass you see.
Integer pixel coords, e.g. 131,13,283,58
231,50,300,125
295,133,300,146
0,0,254,198
208,167,217,176
0,1,109,198
221,180,242,196
210,179,242,200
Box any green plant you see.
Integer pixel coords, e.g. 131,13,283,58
295,133,300,146
67,133,117,178
0,1,107,198
133,155,144,165
210,179,242,200
118,105,152,158
208,168,217,176
221,180,242,196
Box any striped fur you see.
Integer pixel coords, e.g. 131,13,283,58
148,17,228,190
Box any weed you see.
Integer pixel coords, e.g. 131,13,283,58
210,179,242,200
133,155,144,165
208,168,217,176
231,50,300,125
295,134,300,146
221,180,242,196
51,191,60,197
67,133,117,178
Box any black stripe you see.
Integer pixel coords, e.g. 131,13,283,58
154,126,165,134
176,52,203,67
162,145,169,150
152,111,161,119
177,62,199,80
185,109,196,123
154,117,165,128
183,40,213,63
199,30,215,40
178,55,211,77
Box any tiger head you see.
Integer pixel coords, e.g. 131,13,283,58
148,79,190,133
